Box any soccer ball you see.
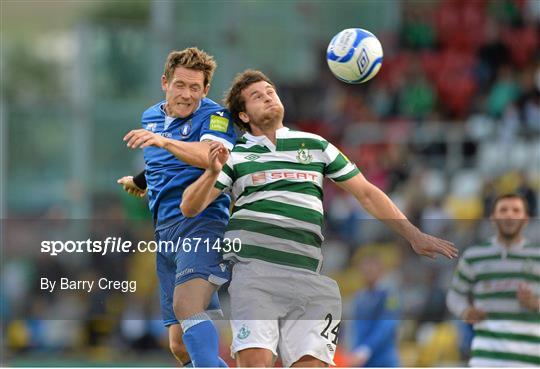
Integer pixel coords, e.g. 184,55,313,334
326,28,383,84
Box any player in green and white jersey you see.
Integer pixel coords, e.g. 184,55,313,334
181,69,457,367
447,194,540,367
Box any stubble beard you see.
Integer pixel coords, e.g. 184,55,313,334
256,106,284,130
496,221,525,242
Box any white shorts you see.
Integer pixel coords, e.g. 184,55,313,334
228,261,342,367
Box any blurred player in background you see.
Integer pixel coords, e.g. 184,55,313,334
349,253,400,367
117,47,236,367
181,70,457,367
447,194,540,367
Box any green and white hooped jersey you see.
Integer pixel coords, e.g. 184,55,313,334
450,238,540,367
214,127,359,273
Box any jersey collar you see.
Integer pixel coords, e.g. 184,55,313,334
491,236,527,258
243,126,289,150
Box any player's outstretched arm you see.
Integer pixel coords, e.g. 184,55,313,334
336,173,458,259
181,142,228,217
124,129,212,169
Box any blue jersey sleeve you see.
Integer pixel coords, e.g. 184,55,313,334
199,109,236,150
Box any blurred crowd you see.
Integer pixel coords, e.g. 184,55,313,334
3,0,539,366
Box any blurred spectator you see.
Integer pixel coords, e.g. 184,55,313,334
481,179,498,217
397,61,436,120
516,171,538,216
349,253,401,367
420,198,451,237
487,65,520,118
401,4,436,50
476,20,511,90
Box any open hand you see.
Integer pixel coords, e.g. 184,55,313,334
409,231,458,259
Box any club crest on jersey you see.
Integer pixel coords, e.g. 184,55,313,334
237,325,251,340
297,143,313,164
180,120,192,137
146,123,157,132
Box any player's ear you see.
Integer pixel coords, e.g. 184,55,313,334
239,111,250,124
161,75,169,92
202,84,210,97
523,211,530,227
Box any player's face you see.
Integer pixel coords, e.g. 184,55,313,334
360,257,383,287
161,66,209,118
239,81,284,128
491,198,528,239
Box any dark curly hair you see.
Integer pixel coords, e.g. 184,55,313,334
224,69,275,132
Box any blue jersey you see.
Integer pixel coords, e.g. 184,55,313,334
351,287,401,367
141,98,236,227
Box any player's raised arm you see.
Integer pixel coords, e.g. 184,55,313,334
335,172,458,259
124,129,213,169
180,141,229,217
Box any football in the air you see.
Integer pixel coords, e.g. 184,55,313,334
326,28,383,84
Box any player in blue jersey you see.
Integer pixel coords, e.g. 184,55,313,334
349,253,400,367
117,48,236,367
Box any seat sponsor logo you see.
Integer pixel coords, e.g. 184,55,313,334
251,171,320,185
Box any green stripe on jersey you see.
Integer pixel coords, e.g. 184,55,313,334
474,291,516,299
215,181,227,190
227,218,322,247
476,272,540,283
240,180,323,201
325,154,349,175
456,270,474,283
466,254,540,264
234,161,325,178
487,312,540,322
332,167,360,182
278,138,328,151
472,349,540,365
232,145,271,154
233,199,323,227
232,243,320,272
475,329,540,344
222,163,234,179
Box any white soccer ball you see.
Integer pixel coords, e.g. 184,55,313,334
326,28,383,84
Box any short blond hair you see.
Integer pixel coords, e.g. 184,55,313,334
164,47,217,86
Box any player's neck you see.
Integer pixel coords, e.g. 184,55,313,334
250,122,283,144
163,103,172,117
496,233,524,248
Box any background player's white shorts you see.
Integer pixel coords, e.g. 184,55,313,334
228,260,342,367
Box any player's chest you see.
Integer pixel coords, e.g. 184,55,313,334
145,119,199,141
